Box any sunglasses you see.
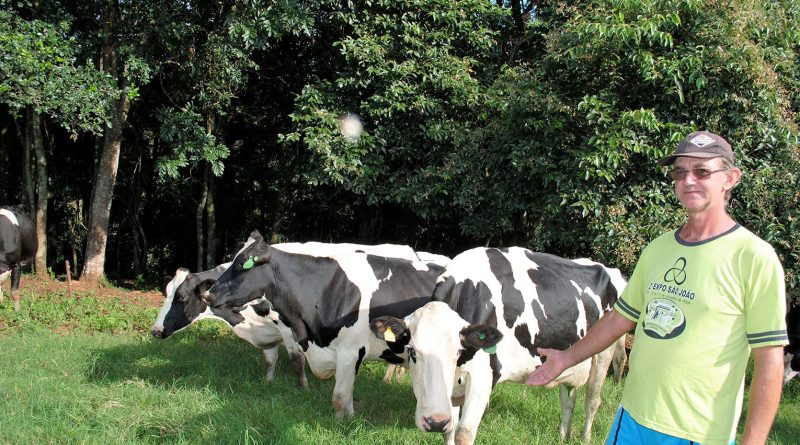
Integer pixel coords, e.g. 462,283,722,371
669,167,727,181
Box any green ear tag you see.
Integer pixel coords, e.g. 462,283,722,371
242,256,258,270
483,345,497,354
478,332,486,340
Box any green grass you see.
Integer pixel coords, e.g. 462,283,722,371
1,284,798,444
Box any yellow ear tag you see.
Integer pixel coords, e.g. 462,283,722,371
384,326,396,342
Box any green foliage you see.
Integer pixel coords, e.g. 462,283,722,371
155,106,230,178
283,0,505,218
468,0,800,283
0,10,118,135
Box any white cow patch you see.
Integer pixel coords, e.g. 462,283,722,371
0,209,19,226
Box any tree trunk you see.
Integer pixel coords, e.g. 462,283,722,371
31,109,48,277
204,113,217,267
80,89,130,282
195,164,208,272
205,169,216,268
21,107,35,216
80,2,130,283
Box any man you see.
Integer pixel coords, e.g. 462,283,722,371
526,131,787,445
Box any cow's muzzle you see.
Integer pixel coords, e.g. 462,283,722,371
150,327,164,339
421,415,451,433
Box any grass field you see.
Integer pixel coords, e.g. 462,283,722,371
1,282,798,444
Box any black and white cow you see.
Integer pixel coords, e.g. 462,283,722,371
151,262,310,388
369,247,627,445
204,230,447,419
0,206,38,311
785,301,800,385
151,241,441,388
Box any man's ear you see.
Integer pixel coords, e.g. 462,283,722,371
460,324,503,351
725,167,742,191
370,316,408,343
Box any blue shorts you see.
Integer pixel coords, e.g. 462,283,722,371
605,406,736,445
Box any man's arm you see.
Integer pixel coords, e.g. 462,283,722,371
526,309,635,386
740,345,784,445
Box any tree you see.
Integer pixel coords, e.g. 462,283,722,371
282,0,506,246
479,0,800,292
0,10,117,277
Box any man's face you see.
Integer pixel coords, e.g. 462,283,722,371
670,156,736,213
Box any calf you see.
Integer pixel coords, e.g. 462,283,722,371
785,301,800,385
370,247,626,445
0,206,37,311
205,230,446,419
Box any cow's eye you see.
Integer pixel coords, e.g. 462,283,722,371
177,293,189,303
407,346,417,364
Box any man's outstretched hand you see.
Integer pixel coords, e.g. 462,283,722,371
525,348,570,386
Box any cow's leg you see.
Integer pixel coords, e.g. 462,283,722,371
382,364,406,383
382,364,395,383
262,346,279,381
10,265,21,311
0,270,9,304
581,345,614,442
279,323,309,389
290,351,309,389
442,405,461,445
453,371,492,445
558,385,577,441
331,350,359,420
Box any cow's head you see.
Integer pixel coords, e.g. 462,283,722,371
370,301,502,434
151,269,232,339
205,230,275,309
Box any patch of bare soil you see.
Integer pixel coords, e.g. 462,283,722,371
20,273,164,308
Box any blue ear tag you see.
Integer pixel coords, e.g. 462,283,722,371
483,345,497,354
243,256,258,270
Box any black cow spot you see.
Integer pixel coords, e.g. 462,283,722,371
379,349,405,364
514,324,537,357
489,354,502,387
355,347,366,374
457,348,477,367
487,249,525,329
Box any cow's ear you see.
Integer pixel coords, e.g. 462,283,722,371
196,278,216,293
460,324,503,352
161,275,173,297
241,251,270,270
249,230,263,243
370,316,408,343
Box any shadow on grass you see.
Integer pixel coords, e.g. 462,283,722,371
85,327,423,443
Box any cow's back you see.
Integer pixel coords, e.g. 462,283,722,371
435,247,623,380
0,206,37,267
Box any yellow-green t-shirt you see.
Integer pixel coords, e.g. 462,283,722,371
614,224,787,445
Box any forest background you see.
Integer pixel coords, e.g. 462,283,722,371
1,0,798,300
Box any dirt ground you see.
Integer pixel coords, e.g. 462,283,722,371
18,273,164,308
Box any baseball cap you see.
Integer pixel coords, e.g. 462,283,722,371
657,131,734,166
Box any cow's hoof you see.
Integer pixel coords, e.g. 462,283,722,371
298,376,309,390
454,427,475,445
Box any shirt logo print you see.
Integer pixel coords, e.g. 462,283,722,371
664,257,687,285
